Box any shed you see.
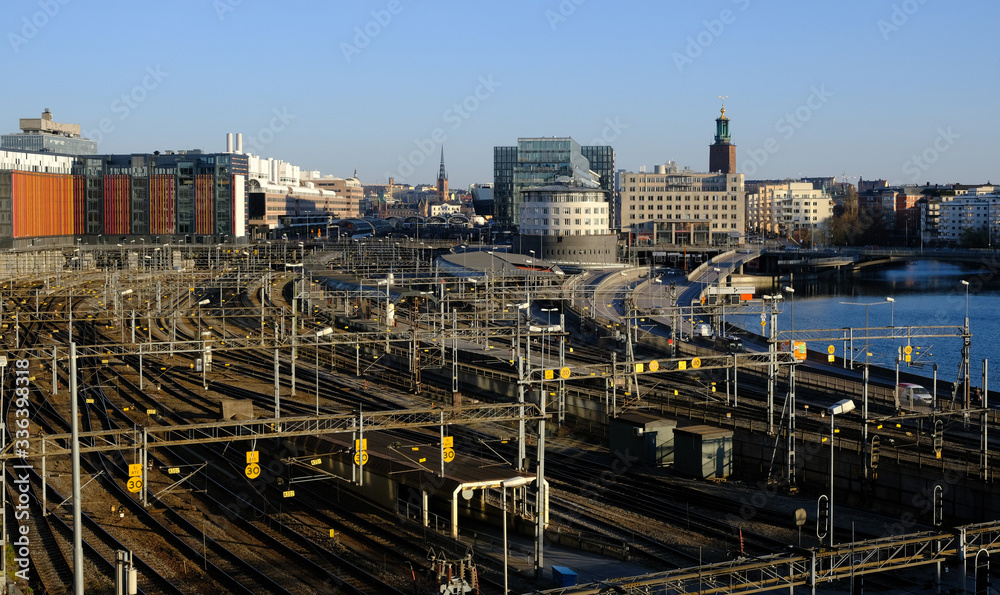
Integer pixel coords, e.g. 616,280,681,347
673,425,733,479
609,412,676,466
552,566,578,587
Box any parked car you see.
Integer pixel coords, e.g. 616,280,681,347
897,383,934,411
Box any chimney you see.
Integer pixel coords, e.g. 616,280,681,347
236,132,243,154
226,133,233,153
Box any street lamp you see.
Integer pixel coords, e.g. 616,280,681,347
839,301,891,367
826,398,855,548
196,298,210,337
316,327,334,414
783,286,795,341
961,280,970,326
885,297,895,328
501,476,532,594
540,307,558,368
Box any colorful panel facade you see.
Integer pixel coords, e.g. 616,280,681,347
103,175,130,235
195,175,214,235
73,175,86,236
12,171,75,238
149,174,176,235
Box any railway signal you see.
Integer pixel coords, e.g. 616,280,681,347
975,550,990,595
932,420,943,458
870,435,880,470
933,484,944,527
816,495,829,540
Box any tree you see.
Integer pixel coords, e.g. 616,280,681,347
959,225,989,248
828,191,873,246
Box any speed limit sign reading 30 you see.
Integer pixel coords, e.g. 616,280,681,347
245,463,261,479
127,477,143,493
354,451,369,466
442,448,456,463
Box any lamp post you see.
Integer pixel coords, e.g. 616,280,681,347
713,267,727,335
541,307,558,369
501,476,532,594
196,298,210,337
961,280,970,326
885,297,895,328
839,301,891,367
783,286,795,342
826,398,855,548
315,327,333,414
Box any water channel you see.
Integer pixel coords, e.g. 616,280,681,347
728,260,1000,389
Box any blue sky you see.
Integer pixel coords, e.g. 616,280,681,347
3,0,997,189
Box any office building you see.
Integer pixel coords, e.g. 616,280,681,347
1,109,97,156
619,161,745,246
516,183,616,266
299,173,363,220
77,151,246,240
0,148,247,248
493,137,615,229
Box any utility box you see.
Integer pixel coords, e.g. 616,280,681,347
674,425,733,480
609,412,676,466
551,566,578,587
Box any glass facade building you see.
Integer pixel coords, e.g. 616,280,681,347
1,133,97,156
493,138,615,229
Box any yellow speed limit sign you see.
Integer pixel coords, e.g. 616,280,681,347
127,477,143,493
245,463,261,479
560,367,571,379
827,345,835,354
904,345,913,355
354,451,369,466
648,360,659,372
691,357,702,369
442,448,456,463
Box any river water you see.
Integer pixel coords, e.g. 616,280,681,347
728,260,1000,388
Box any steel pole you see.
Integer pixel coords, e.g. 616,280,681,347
71,342,84,595
829,412,835,548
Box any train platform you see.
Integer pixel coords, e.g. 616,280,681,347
292,424,542,542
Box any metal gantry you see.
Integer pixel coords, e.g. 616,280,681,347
535,521,1000,595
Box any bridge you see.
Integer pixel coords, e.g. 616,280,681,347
756,247,1000,275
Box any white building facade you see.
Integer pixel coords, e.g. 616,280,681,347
937,194,1000,243
516,184,616,266
618,162,744,246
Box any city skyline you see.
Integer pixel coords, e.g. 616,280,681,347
3,0,997,189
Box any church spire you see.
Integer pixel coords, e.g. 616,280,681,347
437,146,449,202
